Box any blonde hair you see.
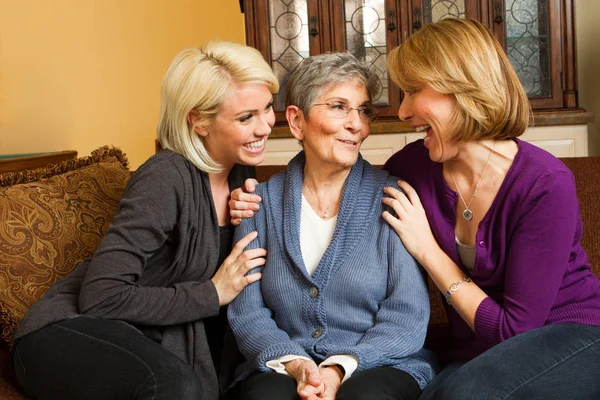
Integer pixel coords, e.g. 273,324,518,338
387,18,530,141
157,41,279,173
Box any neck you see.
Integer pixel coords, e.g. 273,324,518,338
208,166,233,226
445,140,495,179
303,164,349,193
302,163,350,219
208,163,233,186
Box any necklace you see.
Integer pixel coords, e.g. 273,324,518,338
305,182,330,219
448,143,495,221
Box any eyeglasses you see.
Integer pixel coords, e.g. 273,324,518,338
312,102,380,123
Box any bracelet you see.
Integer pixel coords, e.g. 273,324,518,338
445,277,472,305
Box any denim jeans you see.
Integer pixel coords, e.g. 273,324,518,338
13,316,204,400
419,323,600,400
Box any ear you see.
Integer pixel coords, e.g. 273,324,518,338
188,110,209,137
286,105,305,141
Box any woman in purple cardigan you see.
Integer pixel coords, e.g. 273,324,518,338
380,18,600,399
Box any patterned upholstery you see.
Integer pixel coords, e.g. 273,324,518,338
0,146,129,343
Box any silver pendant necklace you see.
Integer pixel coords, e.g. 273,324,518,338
305,182,330,219
448,143,495,221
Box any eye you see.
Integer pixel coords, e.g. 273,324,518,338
357,106,373,117
265,101,274,110
239,114,253,123
404,88,420,97
329,102,348,112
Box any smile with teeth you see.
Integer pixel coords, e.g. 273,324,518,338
338,139,358,145
244,138,265,150
415,124,431,133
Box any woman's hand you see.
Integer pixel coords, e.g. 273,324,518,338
210,231,265,306
229,178,262,226
309,366,343,400
284,359,324,399
382,180,439,264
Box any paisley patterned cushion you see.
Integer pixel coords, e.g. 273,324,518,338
0,146,129,343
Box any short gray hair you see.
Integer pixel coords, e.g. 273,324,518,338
286,52,381,117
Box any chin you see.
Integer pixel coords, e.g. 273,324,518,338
239,153,265,167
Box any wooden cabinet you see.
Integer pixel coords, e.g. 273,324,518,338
243,0,580,121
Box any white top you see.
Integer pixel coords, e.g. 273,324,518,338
455,236,476,271
265,195,358,382
300,194,337,275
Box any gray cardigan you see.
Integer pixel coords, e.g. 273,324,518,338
15,150,254,400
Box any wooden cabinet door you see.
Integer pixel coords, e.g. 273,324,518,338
329,0,401,117
245,0,328,120
489,0,565,109
244,0,578,116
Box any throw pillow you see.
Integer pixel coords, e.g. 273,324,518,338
0,146,130,343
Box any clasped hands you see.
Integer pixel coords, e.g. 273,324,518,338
284,359,343,400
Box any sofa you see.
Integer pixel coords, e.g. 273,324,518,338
0,146,598,399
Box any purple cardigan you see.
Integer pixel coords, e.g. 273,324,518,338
384,138,600,362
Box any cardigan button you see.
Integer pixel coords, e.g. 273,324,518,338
479,241,486,248
309,286,319,298
312,327,322,338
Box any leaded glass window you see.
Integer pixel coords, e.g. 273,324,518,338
269,0,310,111
505,0,551,97
344,0,387,105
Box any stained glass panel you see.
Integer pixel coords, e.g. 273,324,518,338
269,0,310,111
423,0,466,24
505,0,550,97
345,0,386,105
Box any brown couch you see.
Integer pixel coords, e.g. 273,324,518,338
0,149,598,399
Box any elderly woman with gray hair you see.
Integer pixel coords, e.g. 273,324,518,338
226,52,435,400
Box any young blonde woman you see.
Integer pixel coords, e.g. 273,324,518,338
382,18,600,399
13,41,278,400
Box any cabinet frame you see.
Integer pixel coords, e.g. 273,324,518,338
243,0,581,123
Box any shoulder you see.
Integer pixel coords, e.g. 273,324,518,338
133,150,193,181
505,140,578,214
124,150,201,201
513,139,575,189
360,159,399,189
383,140,432,181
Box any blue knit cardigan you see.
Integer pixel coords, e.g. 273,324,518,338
228,152,436,389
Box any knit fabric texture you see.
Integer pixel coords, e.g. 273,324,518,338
229,152,436,389
384,139,600,362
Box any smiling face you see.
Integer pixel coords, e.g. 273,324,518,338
398,86,459,162
199,82,275,169
292,80,371,171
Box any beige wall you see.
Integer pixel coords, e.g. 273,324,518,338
1,1,598,165
0,0,245,168
576,0,600,156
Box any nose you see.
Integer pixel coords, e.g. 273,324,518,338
257,110,275,136
398,96,412,121
344,108,364,133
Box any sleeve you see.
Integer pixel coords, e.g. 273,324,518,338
266,355,313,375
474,171,580,347
334,223,430,372
228,191,312,371
79,158,220,325
266,355,358,383
319,355,358,382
